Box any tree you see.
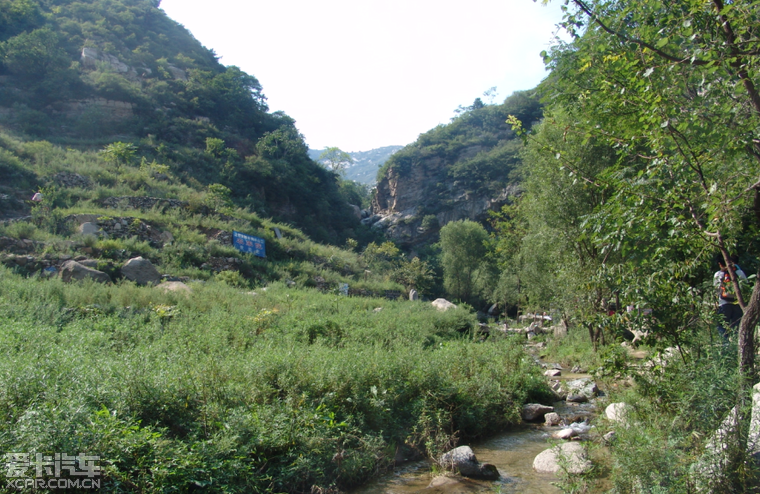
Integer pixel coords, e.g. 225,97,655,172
318,147,353,176
439,220,488,303
543,0,760,379
1,28,69,79
101,141,137,168
504,108,620,325
393,257,435,295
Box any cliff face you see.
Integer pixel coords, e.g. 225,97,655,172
368,92,542,247
369,152,517,246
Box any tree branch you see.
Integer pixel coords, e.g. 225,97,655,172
570,0,709,66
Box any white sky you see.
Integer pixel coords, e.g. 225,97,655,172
160,0,565,152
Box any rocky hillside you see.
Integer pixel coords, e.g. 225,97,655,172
367,92,543,246
0,0,363,244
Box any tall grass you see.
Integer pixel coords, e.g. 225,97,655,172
0,267,550,492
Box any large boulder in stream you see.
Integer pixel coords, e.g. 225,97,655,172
439,446,500,480
564,378,599,400
522,403,555,422
426,475,484,492
533,442,592,474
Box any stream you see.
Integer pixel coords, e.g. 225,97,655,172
352,364,605,493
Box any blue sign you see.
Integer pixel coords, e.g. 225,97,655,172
233,231,266,258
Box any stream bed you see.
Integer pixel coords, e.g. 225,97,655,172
352,348,611,493
352,423,580,494
352,391,604,493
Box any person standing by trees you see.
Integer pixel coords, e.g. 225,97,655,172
715,255,747,341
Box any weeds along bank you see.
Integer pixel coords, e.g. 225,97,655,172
538,322,760,492
0,268,551,493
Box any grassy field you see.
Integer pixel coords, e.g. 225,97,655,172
0,267,551,492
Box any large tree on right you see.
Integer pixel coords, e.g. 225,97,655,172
541,0,760,380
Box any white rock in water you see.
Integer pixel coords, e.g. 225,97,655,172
554,428,577,440
533,442,592,474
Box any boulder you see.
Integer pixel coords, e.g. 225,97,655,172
566,393,589,403
564,378,599,400
554,428,578,440
432,298,457,311
605,402,630,423
545,369,562,377
544,412,562,426
121,256,161,285
439,446,500,480
749,382,760,456
70,214,100,225
78,222,101,236
522,403,555,422
533,442,592,474
426,475,483,491
409,288,419,301
60,260,111,284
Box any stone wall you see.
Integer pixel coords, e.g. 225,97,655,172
46,98,135,121
66,214,172,247
99,196,190,211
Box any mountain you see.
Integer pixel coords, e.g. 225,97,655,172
308,145,403,185
367,92,543,246
0,0,361,244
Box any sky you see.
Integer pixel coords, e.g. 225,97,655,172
159,0,566,152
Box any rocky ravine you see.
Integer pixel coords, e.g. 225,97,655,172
368,152,518,247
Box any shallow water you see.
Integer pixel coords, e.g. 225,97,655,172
351,426,564,494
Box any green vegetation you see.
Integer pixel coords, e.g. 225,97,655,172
0,266,550,492
318,146,353,176
480,0,760,490
3,0,760,491
0,0,363,243
439,220,489,305
377,90,541,200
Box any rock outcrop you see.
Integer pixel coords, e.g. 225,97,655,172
370,161,516,246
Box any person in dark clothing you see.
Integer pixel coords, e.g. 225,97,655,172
714,255,747,340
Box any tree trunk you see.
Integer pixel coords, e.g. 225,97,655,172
739,265,760,381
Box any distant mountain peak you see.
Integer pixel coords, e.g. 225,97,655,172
308,145,403,185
